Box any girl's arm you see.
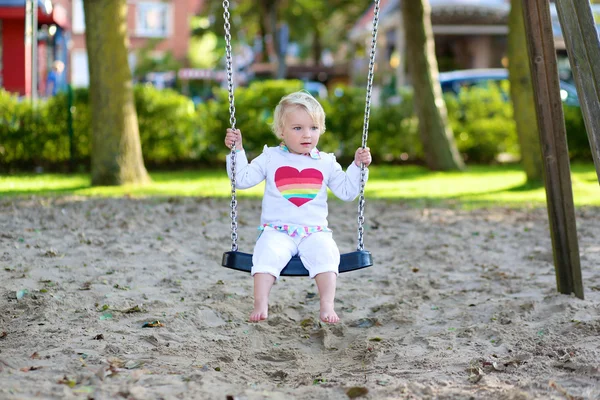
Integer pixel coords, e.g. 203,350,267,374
327,156,368,201
226,150,268,189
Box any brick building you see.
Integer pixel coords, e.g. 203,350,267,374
0,0,204,95
70,0,204,87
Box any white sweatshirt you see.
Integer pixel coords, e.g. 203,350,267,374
226,145,368,230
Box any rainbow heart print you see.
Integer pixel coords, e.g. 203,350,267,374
275,166,323,207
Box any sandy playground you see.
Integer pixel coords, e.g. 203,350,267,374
0,196,599,399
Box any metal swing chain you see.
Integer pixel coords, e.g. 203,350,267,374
223,0,379,253
357,0,380,251
223,0,239,251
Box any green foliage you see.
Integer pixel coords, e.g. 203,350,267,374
563,105,592,161
199,82,420,165
1,79,593,171
133,39,181,81
0,86,197,171
197,80,304,160
2,164,599,207
445,84,592,163
0,90,33,165
363,89,422,162
0,90,88,168
188,32,221,69
321,86,366,154
134,85,199,163
446,84,518,163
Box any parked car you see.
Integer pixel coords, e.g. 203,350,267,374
438,68,580,107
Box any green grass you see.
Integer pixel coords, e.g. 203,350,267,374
1,164,598,208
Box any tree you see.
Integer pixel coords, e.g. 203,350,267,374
83,0,150,185
281,0,370,66
197,0,285,77
508,0,544,184
259,0,286,78
133,40,181,82
402,0,464,171
196,0,369,77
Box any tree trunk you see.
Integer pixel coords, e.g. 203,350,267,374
257,13,268,63
508,0,544,184
260,0,286,79
84,0,150,186
313,25,322,66
402,0,464,171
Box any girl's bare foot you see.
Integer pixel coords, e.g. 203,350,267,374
250,299,269,322
314,272,339,324
320,303,339,324
250,273,275,322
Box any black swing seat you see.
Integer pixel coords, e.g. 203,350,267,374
222,250,373,277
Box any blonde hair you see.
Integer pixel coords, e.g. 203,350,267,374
272,91,326,139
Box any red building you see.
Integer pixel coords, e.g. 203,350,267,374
0,0,70,96
1,0,205,94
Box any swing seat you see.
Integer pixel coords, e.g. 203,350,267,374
221,250,373,277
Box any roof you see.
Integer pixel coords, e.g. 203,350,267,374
349,0,600,41
350,0,509,39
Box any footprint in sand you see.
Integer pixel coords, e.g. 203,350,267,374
348,318,378,328
255,349,299,362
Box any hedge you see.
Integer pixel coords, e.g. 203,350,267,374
0,81,592,171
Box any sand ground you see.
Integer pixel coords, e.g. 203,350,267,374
0,197,599,399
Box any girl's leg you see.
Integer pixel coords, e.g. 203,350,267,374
314,272,339,323
251,229,296,321
298,232,340,324
251,273,276,322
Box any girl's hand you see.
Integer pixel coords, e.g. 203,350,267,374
354,147,372,167
225,128,243,151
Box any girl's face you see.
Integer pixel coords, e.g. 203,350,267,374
280,106,321,155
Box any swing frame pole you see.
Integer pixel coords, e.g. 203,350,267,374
554,0,600,183
521,0,583,299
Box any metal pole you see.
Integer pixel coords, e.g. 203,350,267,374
67,84,74,171
31,0,38,103
25,0,32,97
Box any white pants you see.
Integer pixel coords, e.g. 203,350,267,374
252,228,340,279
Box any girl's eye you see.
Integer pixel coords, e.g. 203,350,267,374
311,126,318,131
293,127,301,131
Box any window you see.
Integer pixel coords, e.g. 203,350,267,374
71,50,89,87
136,2,172,38
72,0,85,33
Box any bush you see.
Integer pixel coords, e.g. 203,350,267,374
0,85,198,171
0,90,83,169
134,85,198,164
197,80,305,162
0,80,593,171
445,84,518,163
368,89,422,163
198,82,420,165
446,83,592,164
563,105,593,162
